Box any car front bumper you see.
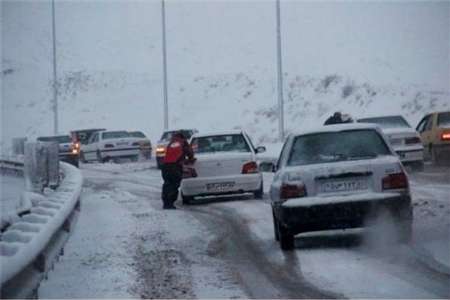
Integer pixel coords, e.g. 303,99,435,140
100,148,140,158
181,173,262,197
277,192,412,234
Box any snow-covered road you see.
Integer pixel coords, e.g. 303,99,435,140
39,161,450,298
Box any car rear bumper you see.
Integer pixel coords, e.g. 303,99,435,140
277,192,412,234
181,173,262,196
394,147,424,163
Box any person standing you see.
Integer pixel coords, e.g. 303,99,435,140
161,131,194,209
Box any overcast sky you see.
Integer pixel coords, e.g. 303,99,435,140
2,0,449,89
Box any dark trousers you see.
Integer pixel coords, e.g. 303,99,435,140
161,163,183,208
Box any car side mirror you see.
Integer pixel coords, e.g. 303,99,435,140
259,161,275,172
256,146,266,154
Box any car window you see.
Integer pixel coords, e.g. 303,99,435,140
129,131,146,138
191,134,250,153
287,129,391,166
102,131,129,140
357,116,410,129
425,115,434,131
437,112,450,128
244,133,256,151
416,116,429,133
88,133,97,144
38,135,71,143
277,135,291,170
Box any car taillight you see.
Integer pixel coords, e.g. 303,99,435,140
441,132,450,141
280,183,306,200
71,148,78,154
104,144,114,148
242,161,258,174
183,167,197,178
382,172,408,190
404,137,421,145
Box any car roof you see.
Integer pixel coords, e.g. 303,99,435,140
291,123,380,137
357,114,405,120
192,129,245,138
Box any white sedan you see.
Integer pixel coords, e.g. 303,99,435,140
269,123,413,250
80,130,141,163
180,130,265,204
358,115,424,170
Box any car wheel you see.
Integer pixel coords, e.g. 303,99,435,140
272,208,279,241
181,193,194,205
96,150,104,163
254,181,264,199
278,221,294,250
80,151,87,163
431,145,441,165
412,161,424,172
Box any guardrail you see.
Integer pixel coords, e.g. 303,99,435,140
0,152,83,298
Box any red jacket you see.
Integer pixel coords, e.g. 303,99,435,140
163,136,194,164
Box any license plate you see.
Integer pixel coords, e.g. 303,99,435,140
206,182,235,192
321,179,368,193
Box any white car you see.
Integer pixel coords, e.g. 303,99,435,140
269,123,413,250
180,130,266,204
358,115,424,170
80,130,141,163
128,131,152,159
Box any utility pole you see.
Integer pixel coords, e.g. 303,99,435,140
275,0,285,141
51,0,58,135
161,0,169,130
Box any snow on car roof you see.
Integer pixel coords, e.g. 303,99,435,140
291,123,380,137
191,129,244,138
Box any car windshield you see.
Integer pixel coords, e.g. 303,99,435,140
437,112,450,127
191,134,250,153
38,135,71,144
102,131,129,140
357,116,410,129
287,129,391,166
129,131,146,138
161,130,194,141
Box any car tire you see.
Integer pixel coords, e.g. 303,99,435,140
80,151,87,163
96,150,104,163
278,221,294,250
254,181,264,199
182,193,194,205
272,208,279,241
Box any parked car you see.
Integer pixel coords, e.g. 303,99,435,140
268,123,413,250
80,130,141,163
155,129,198,168
128,131,152,159
37,135,80,167
357,115,424,170
416,111,450,165
180,130,266,204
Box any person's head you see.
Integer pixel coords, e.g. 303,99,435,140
173,131,186,140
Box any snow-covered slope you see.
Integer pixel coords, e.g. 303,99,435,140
2,1,449,151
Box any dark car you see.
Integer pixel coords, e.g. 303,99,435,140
155,129,198,168
37,135,80,167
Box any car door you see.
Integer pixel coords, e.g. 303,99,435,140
84,132,98,160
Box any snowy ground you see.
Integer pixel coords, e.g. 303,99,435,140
39,160,450,298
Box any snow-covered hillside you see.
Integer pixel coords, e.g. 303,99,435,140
2,1,449,150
